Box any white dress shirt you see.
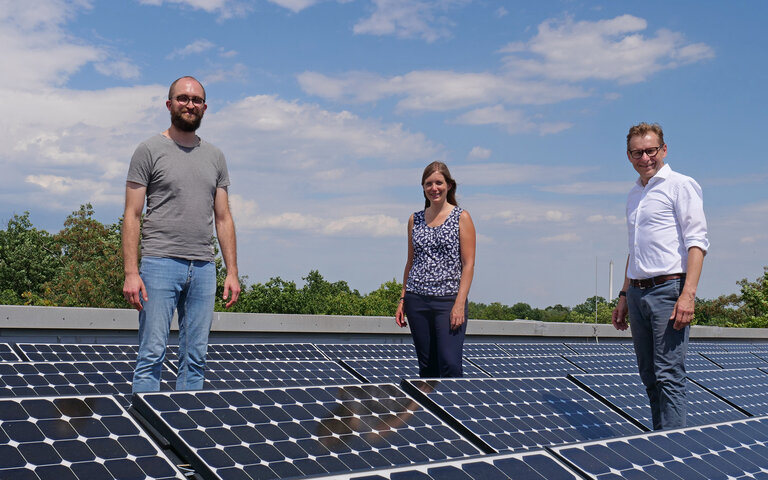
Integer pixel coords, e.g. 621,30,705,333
626,163,709,280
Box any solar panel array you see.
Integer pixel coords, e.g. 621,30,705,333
4,339,768,479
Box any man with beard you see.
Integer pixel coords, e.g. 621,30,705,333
123,76,240,393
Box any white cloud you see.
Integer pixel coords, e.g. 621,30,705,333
538,181,633,195
167,39,216,59
25,175,123,205
586,214,622,225
467,146,491,160
267,0,322,13
454,104,573,135
541,232,580,242
353,0,467,42
203,63,248,85
453,162,585,186
500,15,715,84
495,7,508,18
94,60,141,79
138,0,253,18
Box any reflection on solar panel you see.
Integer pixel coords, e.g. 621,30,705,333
701,352,768,369
686,352,723,371
0,361,176,407
689,368,768,416
564,343,633,355
17,342,179,362
0,395,184,479
317,344,416,360
340,358,488,384
569,372,747,430
203,360,361,389
468,355,584,378
336,449,581,479
552,416,768,480
403,377,641,453
206,343,326,361
563,354,639,374
0,343,20,361
134,384,481,479
688,342,726,354
462,343,509,357
497,343,573,356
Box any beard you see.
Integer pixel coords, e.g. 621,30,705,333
171,109,203,132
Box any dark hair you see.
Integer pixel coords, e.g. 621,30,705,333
421,161,457,208
168,76,206,101
627,122,664,150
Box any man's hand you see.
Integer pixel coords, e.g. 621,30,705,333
222,272,241,308
670,292,695,330
123,273,147,311
612,297,629,331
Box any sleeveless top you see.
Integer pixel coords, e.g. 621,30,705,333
406,206,463,296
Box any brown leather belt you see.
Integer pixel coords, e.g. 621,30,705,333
630,274,685,289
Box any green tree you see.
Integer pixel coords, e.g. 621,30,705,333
0,212,62,302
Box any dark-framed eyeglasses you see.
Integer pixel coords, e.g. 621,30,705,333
628,145,664,159
173,95,205,106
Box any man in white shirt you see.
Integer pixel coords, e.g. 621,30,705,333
612,122,709,430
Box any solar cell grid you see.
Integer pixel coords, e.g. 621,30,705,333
317,343,417,360
340,358,488,384
332,449,581,479
569,372,747,430
202,359,362,389
206,343,326,361
0,395,184,479
563,343,633,355
687,342,726,354
689,368,768,416
562,354,639,374
403,377,641,454
700,352,768,369
551,416,768,480
0,343,21,361
461,343,509,357
718,343,768,353
0,360,176,407
467,355,585,378
496,343,573,356
686,352,722,371
134,383,482,479
17,342,179,362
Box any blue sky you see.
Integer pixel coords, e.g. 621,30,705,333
2,0,766,308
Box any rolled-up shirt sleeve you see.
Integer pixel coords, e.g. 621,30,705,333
675,178,709,253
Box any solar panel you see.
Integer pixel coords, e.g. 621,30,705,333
317,343,417,360
688,342,726,354
700,352,768,369
686,352,723,371
402,377,641,453
689,368,768,415
562,354,639,374
462,343,509,357
17,342,178,363
551,416,768,480
0,343,21,361
340,358,488,384
206,343,326,361
133,383,483,479
0,360,176,407
0,395,184,479
467,355,585,378
718,343,768,353
564,343,633,355
497,343,573,356
334,449,581,479
202,359,362,389
569,372,747,430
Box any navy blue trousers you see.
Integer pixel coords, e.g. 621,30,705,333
404,292,467,378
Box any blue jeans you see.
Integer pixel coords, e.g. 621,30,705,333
404,292,467,378
132,256,216,393
628,279,688,430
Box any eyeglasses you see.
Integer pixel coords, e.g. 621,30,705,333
628,145,664,159
173,95,205,106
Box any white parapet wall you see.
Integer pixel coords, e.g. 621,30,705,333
1,304,766,341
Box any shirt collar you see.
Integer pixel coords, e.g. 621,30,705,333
636,163,671,188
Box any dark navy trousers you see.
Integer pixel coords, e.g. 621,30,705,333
404,292,467,378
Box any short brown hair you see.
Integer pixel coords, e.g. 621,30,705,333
421,161,458,208
168,76,206,101
626,122,664,150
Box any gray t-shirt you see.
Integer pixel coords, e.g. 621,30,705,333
127,134,230,261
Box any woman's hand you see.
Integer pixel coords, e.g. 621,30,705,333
450,302,465,330
395,301,408,327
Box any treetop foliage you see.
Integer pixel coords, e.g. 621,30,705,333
1,205,766,326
